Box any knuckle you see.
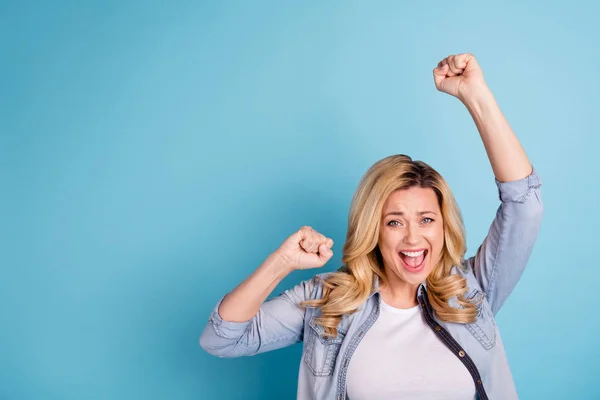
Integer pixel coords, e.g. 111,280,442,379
300,226,312,234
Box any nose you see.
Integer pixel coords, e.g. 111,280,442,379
403,224,419,245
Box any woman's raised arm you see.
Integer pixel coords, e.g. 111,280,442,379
433,54,544,313
200,226,334,357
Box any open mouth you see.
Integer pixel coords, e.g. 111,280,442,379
398,249,428,273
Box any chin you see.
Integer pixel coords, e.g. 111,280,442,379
402,271,429,286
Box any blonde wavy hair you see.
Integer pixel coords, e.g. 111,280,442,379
301,154,478,337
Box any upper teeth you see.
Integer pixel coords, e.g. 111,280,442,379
401,250,425,257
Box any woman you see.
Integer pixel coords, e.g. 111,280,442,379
200,53,543,399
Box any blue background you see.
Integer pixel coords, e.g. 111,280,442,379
2,1,598,399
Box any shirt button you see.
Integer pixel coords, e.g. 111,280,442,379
458,350,465,357
434,325,441,331
477,379,482,385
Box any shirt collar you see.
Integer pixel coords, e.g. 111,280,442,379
366,272,428,299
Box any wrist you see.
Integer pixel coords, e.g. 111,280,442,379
460,84,496,117
268,250,296,278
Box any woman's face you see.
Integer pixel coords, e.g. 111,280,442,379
378,186,445,288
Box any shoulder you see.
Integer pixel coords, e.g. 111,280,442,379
302,265,352,301
453,260,484,293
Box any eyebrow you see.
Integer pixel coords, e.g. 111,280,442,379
384,211,437,218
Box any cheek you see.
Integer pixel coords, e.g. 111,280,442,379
378,230,401,258
378,227,393,245
433,229,445,256
426,226,445,249
378,235,395,253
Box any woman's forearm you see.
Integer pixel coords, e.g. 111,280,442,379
218,252,294,322
462,86,532,182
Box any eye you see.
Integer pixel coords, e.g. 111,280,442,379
387,220,402,227
421,217,434,224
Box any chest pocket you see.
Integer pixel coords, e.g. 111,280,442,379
464,289,497,350
303,317,346,377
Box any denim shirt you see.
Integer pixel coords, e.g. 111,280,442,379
200,168,543,399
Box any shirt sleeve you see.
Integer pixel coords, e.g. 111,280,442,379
199,274,323,358
466,166,544,315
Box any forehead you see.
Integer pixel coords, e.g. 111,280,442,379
382,186,440,213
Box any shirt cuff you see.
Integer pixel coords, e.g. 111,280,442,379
208,295,252,338
495,166,542,203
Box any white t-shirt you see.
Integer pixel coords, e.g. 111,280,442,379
346,298,476,400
